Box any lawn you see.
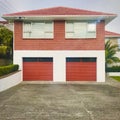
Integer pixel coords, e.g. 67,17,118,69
111,76,120,82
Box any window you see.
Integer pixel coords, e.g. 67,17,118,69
23,21,53,38
66,57,96,62
65,21,96,38
23,57,53,62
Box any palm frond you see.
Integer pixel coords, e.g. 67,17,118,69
105,40,120,65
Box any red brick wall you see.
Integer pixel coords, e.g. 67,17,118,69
14,20,105,50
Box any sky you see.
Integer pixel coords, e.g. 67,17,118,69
0,0,120,33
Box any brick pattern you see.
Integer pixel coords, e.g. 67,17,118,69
14,20,105,50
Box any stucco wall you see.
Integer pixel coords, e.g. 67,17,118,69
0,71,22,92
14,50,105,82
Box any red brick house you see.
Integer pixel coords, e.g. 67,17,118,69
3,6,117,82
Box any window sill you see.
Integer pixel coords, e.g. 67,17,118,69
23,38,54,40
65,38,96,40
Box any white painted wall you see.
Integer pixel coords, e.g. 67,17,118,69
0,71,22,92
14,50,105,82
108,72,120,76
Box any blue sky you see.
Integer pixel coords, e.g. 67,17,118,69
0,0,120,33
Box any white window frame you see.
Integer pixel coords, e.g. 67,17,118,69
65,21,96,39
23,21,54,39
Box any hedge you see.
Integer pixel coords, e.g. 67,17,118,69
0,64,19,77
106,66,120,72
0,46,7,58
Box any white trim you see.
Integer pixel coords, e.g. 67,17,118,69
3,15,116,24
14,50,105,82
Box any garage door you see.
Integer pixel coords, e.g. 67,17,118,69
66,57,96,81
23,57,53,81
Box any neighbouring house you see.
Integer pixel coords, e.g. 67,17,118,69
0,21,8,26
105,31,120,66
2,6,117,82
0,21,13,31
105,31,120,50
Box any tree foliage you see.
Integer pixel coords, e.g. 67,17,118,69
0,27,13,58
105,40,120,71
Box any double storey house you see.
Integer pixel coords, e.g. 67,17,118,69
3,6,117,82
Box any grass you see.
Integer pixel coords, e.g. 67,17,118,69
111,76,120,82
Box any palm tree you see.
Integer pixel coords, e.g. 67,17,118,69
105,40,120,72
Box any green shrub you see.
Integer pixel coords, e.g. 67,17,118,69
0,64,19,77
0,46,7,58
106,66,120,72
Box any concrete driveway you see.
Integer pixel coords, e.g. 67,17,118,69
0,83,120,120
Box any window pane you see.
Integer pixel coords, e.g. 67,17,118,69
66,22,74,32
66,57,96,62
66,57,81,62
65,21,96,38
45,21,53,32
23,22,31,32
23,22,31,38
23,57,53,62
82,58,96,62
74,22,87,38
31,22,44,38
88,23,96,32
23,21,53,38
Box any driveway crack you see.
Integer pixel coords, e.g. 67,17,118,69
81,101,94,120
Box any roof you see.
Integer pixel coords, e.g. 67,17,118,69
105,31,120,38
2,6,117,24
3,6,116,16
0,21,8,24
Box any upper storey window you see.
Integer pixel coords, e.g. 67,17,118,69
23,21,53,39
65,21,96,38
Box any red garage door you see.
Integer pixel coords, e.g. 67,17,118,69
66,57,96,81
23,57,53,81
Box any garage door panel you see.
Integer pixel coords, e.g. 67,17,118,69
66,57,96,81
23,58,53,81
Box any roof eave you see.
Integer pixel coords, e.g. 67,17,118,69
105,35,120,38
2,15,117,24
